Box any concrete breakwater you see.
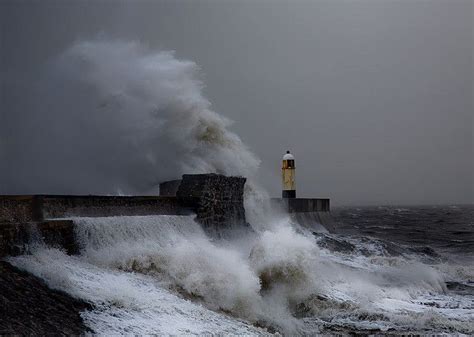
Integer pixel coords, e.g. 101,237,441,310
0,174,249,334
0,174,247,257
0,173,333,257
271,198,335,233
0,173,333,334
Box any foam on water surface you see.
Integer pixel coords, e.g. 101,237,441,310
9,247,265,335
8,214,474,335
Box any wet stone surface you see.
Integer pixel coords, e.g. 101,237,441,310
177,174,247,234
0,261,92,335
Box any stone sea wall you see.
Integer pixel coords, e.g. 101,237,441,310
0,173,333,334
271,197,335,233
0,220,76,257
0,174,251,334
177,174,247,233
0,195,186,222
1,175,334,258
0,196,42,223
0,195,188,258
0,174,248,257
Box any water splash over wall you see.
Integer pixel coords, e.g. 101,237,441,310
1,40,260,194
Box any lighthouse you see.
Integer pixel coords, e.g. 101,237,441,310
282,150,296,198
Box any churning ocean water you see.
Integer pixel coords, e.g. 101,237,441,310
4,38,472,335
7,205,473,336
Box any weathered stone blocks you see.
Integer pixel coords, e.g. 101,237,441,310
0,174,249,255
177,174,247,233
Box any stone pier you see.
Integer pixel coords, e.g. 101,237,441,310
0,174,249,257
271,197,335,233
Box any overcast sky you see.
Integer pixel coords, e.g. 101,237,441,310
1,0,473,205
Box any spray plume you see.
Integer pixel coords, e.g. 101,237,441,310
1,39,259,194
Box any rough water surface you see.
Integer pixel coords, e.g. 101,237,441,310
7,206,473,335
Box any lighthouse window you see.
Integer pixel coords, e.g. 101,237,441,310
287,160,294,168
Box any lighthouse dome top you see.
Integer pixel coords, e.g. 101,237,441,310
283,151,294,160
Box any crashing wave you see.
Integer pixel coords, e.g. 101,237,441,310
8,215,474,335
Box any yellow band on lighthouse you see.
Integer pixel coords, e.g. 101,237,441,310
282,151,296,198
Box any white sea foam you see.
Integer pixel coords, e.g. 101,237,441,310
9,247,267,335
8,215,474,335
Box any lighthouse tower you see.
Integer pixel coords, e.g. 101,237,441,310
282,150,296,198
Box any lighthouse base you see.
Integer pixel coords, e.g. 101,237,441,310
271,197,335,233
282,190,296,198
